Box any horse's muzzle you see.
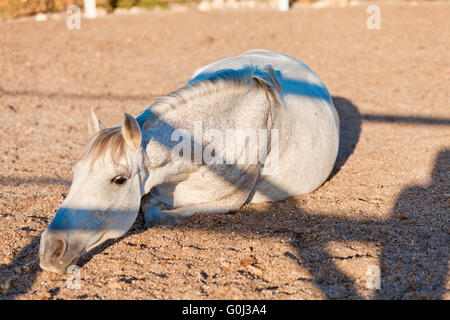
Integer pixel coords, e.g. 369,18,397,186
39,229,80,274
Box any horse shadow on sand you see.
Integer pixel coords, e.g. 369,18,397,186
1,97,448,299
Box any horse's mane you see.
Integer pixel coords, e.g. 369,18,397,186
80,127,126,165
81,65,283,165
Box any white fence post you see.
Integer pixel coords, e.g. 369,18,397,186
278,0,289,11
84,0,97,19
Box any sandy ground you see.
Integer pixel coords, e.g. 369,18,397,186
0,2,449,300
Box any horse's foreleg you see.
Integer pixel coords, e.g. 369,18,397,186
143,164,261,226
143,197,246,227
140,195,173,226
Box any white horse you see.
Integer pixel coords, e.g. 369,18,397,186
39,49,339,273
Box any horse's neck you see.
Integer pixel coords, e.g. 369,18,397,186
139,81,270,190
139,82,264,150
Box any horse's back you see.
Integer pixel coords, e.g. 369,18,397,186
191,49,330,99
190,49,338,130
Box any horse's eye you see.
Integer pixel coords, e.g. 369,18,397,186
112,176,127,185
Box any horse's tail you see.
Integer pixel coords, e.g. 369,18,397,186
251,65,284,110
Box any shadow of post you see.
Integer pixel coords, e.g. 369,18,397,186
377,149,449,299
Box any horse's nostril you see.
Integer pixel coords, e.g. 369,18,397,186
51,239,66,259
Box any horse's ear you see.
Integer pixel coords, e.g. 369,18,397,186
122,113,142,149
88,110,105,136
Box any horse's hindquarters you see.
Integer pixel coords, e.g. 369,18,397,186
250,96,339,204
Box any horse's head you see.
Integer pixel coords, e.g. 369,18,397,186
39,111,147,273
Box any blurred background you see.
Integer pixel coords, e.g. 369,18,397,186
0,0,440,19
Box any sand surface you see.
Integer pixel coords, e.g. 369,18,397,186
0,2,449,299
